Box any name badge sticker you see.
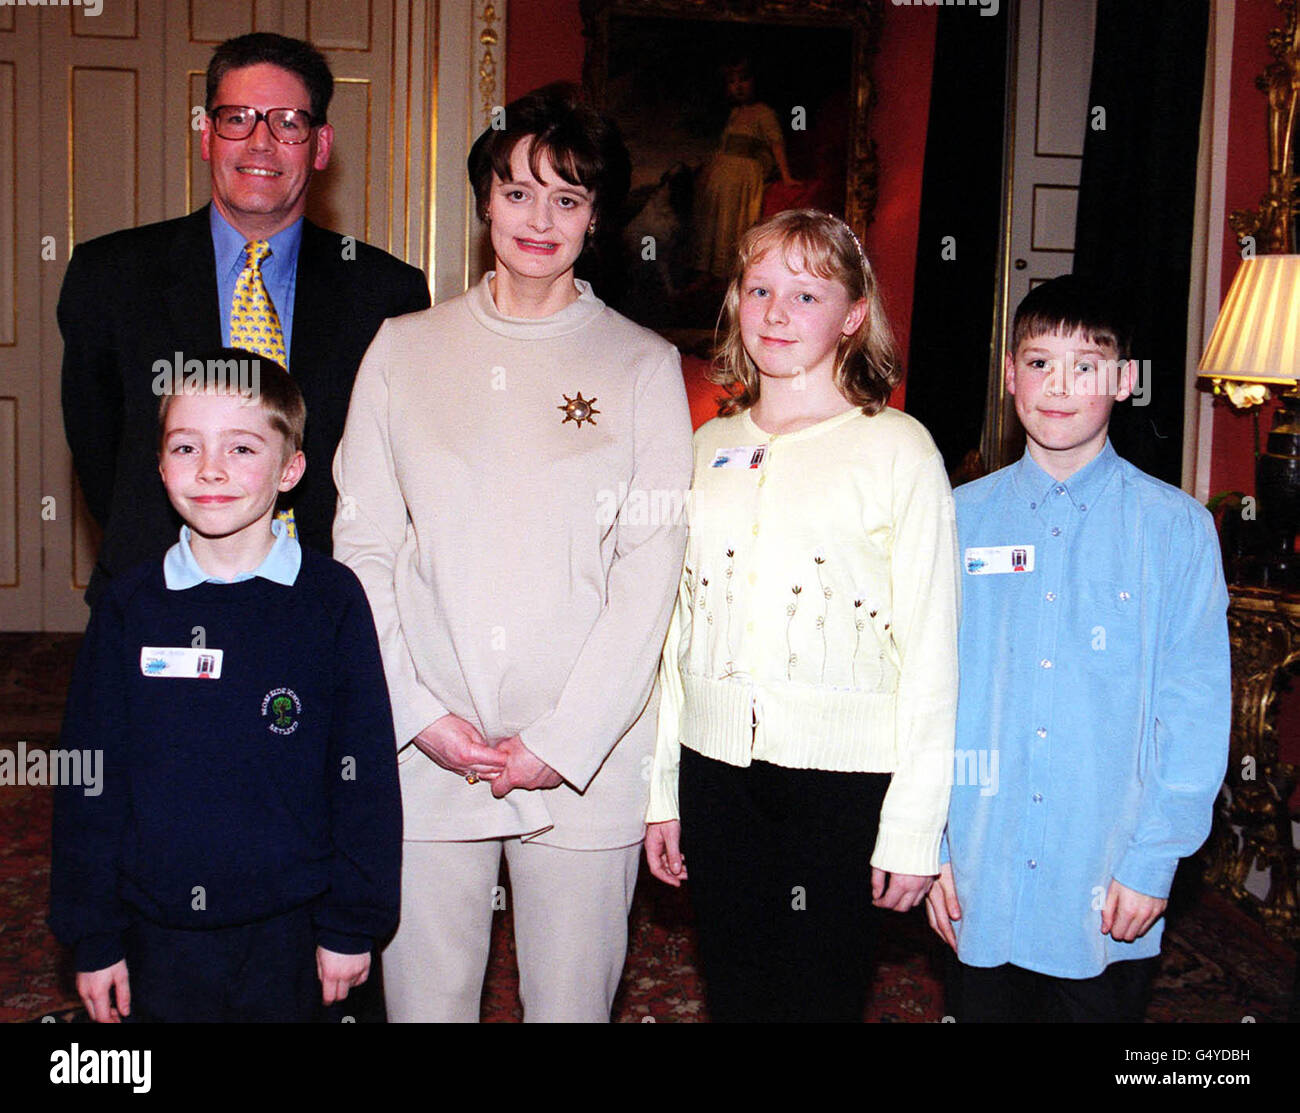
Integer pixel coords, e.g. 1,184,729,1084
964,545,1035,575
711,446,767,469
140,647,224,679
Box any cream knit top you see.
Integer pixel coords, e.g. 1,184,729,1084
333,275,693,849
647,405,960,875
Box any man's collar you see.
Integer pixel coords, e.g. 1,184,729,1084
163,517,301,589
209,206,304,278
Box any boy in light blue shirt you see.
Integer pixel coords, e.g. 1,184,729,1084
926,276,1230,1021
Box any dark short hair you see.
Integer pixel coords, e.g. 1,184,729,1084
206,32,334,124
467,83,630,235
157,348,306,463
1011,274,1133,359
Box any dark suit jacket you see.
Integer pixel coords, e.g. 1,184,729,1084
58,205,431,605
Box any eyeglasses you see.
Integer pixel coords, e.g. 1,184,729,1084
209,106,317,144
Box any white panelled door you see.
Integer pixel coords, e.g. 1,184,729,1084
1,0,464,631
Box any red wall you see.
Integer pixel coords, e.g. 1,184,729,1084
1209,0,1277,498
504,0,587,99
505,3,938,421
1206,3,1300,795
861,6,937,410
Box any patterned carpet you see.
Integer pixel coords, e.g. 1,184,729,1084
2,633,1294,1023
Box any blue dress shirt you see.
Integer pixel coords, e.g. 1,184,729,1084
163,517,302,589
943,441,1230,978
210,206,301,366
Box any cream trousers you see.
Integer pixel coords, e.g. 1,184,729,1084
383,837,641,1023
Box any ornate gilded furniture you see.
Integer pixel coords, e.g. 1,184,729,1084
1203,587,1300,942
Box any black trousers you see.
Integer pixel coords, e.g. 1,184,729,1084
679,746,890,1023
124,904,320,1023
946,955,1156,1023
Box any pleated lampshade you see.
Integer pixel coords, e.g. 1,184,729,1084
1198,255,1300,387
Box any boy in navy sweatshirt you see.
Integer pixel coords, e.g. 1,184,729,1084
50,350,402,1022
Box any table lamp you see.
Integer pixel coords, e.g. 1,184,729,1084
1198,254,1300,585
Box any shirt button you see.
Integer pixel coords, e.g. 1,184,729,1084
1036,727,1047,738
1079,504,1087,512
758,475,767,486
1050,527,1061,537
1030,502,1037,510
1044,592,1056,602
745,621,754,633
1027,859,1038,869
752,523,759,536
1032,793,1043,803
1119,590,1130,601
1040,659,1052,669
1054,486,1065,496
748,572,757,586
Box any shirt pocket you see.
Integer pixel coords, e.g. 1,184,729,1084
1076,579,1141,672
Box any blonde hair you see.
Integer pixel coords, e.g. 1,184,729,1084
711,209,901,417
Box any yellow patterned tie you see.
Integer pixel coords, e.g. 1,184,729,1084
230,240,287,367
230,239,296,537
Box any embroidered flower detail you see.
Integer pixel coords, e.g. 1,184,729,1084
786,585,801,679
812,558,833,680
852,599,867,687
723,549,737,659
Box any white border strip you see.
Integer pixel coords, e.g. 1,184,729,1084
1187,0,1234,501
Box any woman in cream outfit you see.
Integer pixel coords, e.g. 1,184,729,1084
332,85,693,1022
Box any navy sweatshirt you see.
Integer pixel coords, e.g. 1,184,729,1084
49,547,402,972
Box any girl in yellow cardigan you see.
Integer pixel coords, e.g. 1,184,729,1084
645,209,960,1022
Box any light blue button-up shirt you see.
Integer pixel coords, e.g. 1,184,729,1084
163,517,301,589
211,206,302,366
943,441,1230,978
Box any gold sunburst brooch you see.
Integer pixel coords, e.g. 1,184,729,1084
558,392,600,428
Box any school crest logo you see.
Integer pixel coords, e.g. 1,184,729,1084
260,687,302,735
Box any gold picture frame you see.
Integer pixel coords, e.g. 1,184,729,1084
580,0,884,342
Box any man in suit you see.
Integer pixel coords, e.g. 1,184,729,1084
59,32,430,606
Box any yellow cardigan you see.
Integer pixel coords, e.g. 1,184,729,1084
647,405,960,876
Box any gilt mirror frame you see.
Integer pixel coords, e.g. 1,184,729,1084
1229,0,1300,254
